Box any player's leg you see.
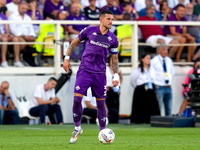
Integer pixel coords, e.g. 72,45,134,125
92,73,107,130
96,98,107,130
70,69,92,143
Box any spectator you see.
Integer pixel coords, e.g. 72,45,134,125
37,0,45,16
82,87,118,124
83,0,101,20
43,0,67,19
67,2,88,40
66,0,82,13
105,54,123,123
6,0,19,16
159,0,171,21
163,4,195,62
26,0,43,36
80,0,107,10
119,0,135,12
0,81,19,125
171,0,190,14
176,57,200,116
8,1,36,67
137,4,179,58
101,0,123,20
134,0,157,13
122,2,138,20
138,0,162,21
168,0,190,10
150,44,175,116
0,0,9,17
29,77,63,125
193,0,200,16
0,13,23,67
184,3,200,43
130,53,160,123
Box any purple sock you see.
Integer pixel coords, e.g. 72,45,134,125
73,96,83,127
96,100,106,131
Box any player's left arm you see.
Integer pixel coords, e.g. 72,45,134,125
111,53,119,87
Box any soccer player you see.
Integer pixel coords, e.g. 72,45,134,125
63,10,119,144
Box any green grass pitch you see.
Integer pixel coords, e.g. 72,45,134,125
0,124,200,150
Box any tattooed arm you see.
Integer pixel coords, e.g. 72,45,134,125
111,54,119,87
63,37,81,73
111,54,119,74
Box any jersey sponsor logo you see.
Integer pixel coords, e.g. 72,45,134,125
76,85,80,91
90,40,110,48
111,48,118,53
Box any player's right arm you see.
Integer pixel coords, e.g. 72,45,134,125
63,37,81,73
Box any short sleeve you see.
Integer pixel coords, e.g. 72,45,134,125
78,27,88,41
110,36,118,54
33,85,43,98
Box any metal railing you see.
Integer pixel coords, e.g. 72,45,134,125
0,20,199,75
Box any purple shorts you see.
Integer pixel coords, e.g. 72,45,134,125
74,68,107,99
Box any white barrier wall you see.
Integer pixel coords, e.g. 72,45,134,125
0,66,192,123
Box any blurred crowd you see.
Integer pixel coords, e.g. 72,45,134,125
0,0,200,67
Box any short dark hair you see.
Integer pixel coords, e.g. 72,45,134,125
176,4,185,10
26,0,35,3
99,10,113,19
123,13,132,20
48,77,58,82
123,2,131,8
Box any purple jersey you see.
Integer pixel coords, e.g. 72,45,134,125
67,14,88,32
26,9,43,20
101,6,122,15
78,26,118,73
163,14,187,35
43,0,66,19
0,13,7,34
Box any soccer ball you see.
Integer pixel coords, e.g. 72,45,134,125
98,128,115,144
96,117,109,126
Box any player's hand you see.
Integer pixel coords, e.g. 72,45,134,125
112,73,119,87
112,80,119,87
63,59,71,73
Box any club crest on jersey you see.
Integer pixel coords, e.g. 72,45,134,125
108,36,112,41
76,85,80,91
92,32,97,36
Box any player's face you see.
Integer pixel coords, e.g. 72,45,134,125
101,14,113,29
